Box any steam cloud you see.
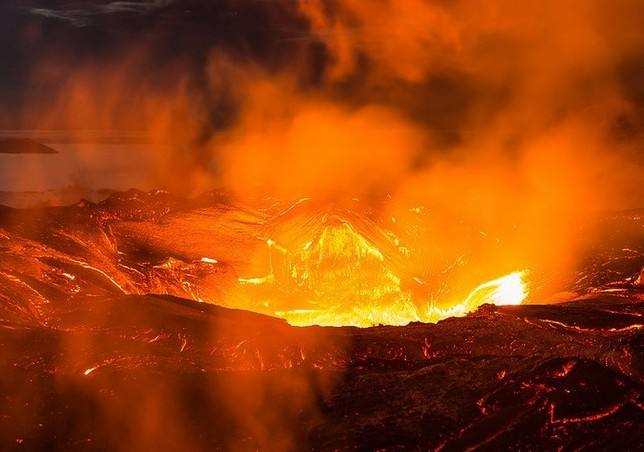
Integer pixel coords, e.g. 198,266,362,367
6,0,644,293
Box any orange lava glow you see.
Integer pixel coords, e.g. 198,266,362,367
229,208,529,327
5,0,642,330
276,269,529,328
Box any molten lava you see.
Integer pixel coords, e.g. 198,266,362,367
273,215,419,327
463,271,528,308
235,206,529,327
0,190,543,329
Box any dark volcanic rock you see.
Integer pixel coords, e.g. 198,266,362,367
0,294,641,451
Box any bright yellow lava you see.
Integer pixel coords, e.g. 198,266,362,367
420,271,529,324
236,215,529,327
462,271,528,308
279,270,529,327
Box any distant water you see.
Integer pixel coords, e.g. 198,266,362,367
0,130,159,206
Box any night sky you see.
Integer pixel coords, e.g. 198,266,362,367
0,2,307,124
0,1,642,205
0,2,543,135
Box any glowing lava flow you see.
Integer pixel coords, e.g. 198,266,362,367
463,271,528,307
237,209,530,327
279,268,529,327
262,216,420,327
423,271,529,323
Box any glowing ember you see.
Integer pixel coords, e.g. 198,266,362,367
83,366,98,376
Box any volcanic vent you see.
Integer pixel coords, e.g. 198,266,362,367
240,203,419,327
219,198,530,327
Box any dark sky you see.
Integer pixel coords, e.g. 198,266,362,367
0,0,475,137
1,1,643,146
0,1,305,114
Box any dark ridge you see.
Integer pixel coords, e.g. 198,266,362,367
0,137,58,154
